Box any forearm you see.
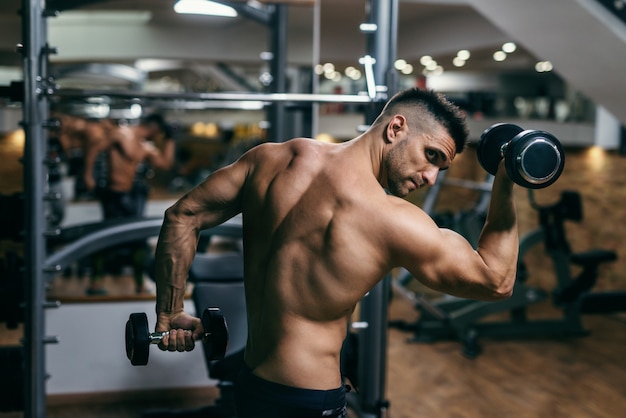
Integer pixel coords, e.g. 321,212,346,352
476,164,519,294
154,206,200,315
150,141,175,170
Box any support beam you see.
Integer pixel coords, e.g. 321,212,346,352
356,1,398,417
267,4,289,142
22,0,50,416
49,89,373,104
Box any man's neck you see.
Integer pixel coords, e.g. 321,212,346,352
347,131,386,188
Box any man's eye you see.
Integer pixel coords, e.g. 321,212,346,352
426,149,437,161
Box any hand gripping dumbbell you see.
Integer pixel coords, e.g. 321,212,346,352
125,307,228,366
477,123,565,189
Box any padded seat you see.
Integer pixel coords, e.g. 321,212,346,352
189,251,247,382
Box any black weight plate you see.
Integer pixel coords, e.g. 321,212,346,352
126,312,151,366
201,308,229,360
477,123,523,175
506,130,564,189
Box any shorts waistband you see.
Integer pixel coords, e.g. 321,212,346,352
237,364,346,411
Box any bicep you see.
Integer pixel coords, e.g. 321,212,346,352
390,205,495,299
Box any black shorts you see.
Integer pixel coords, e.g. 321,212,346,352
234,365,348,418
96,183,148,220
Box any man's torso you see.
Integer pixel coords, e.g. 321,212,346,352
238,139,397,389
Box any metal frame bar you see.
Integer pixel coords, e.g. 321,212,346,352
355,1,398,417
267,4,288,142
22,1,50,416
46,219,242,274
49,89,373,104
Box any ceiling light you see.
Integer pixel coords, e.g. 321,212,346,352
452,57,466,67
331,71,342,82
349,69,362,80
493,51,507,62
502,42,517,53
401,64,414,75
456,49,470,60
419,55,433,66
394,59,407,71
359,23,378,32
425,60,438,71
322,62,335,74
344,66,362,80
535,61,553,72
174,0,238,17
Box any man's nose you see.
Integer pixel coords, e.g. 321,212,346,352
423,167,439,186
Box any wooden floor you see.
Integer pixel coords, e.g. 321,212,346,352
1,276,625,418
386,295,626,418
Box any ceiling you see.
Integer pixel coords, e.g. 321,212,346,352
1,0,625,125
0,0,536,72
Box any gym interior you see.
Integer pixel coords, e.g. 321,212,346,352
1,1,625,417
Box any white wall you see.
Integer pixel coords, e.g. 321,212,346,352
46,300,215,395
316,113,595,146
595,106,621,150
0,106,21,133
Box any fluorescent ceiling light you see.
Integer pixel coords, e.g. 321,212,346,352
174,0,238,17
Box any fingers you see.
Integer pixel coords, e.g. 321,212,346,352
158,329,195,352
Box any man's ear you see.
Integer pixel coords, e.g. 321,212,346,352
385,115,407,143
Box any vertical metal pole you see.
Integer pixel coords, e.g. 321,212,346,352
311,0,321,138
357,275,391,418
268,4,288,142
22,0,49,416
358,1,398,417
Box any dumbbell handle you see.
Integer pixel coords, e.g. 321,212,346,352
148,332,168,344
499,141,510,158
148,330,214,344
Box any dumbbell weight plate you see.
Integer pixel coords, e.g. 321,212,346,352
125,312,151,366
506,130,564,189
477,123,524,176
201,308,229,361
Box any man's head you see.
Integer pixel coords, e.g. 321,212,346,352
138,113,171,140
374,88,469,197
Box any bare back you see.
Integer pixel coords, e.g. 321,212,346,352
107,126,150,192
240,139,394,389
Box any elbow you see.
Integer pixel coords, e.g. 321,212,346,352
163,201,199,231
164,203,188,223
163,203,186,227
488,273,515,300
491,285,514,301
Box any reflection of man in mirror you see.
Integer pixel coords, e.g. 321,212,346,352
83,114,175,207
80,113,175,294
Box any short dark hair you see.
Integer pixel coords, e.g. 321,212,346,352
381,88,468,154
141,113,172,137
